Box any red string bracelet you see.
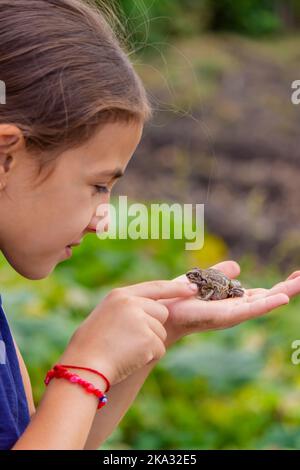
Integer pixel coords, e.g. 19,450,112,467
56,364,110,393
44,365,109,410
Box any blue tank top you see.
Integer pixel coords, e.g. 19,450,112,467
0,294,30,450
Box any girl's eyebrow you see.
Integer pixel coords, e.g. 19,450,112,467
94,168,124,180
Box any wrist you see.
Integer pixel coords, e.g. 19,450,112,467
59,367,107,393
59,349,116,387
44,365,108,412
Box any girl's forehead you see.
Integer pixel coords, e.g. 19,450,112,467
48,121,143,181
82,122,143,165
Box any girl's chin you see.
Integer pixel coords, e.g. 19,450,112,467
15,261,55,280
0,245,73,280
1,250,57,280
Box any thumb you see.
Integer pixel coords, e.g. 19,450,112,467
172,260,241,282
211,260,240,279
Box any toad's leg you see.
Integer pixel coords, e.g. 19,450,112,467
228,286,244,298
199,287,215,301
228,279,244,298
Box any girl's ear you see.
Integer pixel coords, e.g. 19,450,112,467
0,153,14,190
0,125,24,188
0,135,18,147
0,124,23,150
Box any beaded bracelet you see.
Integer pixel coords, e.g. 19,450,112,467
44,364,108,410
56,363,111,393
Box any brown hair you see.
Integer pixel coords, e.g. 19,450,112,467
0,0,152,175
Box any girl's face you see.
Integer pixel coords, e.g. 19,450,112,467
0,121,143,280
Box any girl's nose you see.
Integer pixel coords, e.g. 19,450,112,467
85,217,98,234
86,214,109,234
86,227,97,233
86,225,109,233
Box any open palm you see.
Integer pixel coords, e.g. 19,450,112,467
159,261,300,347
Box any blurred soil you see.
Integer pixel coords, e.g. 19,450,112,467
116,35,300,268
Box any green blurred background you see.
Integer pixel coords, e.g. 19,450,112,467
1,0,300,450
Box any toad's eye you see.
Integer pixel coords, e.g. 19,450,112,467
94,185,110,194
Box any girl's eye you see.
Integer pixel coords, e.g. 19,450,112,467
94,185,110,194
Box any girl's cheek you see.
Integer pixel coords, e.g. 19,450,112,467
69,190,110,232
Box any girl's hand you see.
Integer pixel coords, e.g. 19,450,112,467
159,261,300,347
60,280,198,385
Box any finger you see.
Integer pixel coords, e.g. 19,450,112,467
146,315,168,343
246,288,269,297
211,260,241,279
135,297,170,324
228,293,289,324
247,276,300,299
268,276,300,299
172,260,241,283
171,274,190,282
245,291,270,302
286,270,300,281
124,280,198,300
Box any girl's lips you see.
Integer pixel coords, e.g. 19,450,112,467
65,246,72,258
63,239,83,258
68,240,82,247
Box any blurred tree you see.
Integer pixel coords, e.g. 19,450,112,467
209,0,283,35
95,0,300,45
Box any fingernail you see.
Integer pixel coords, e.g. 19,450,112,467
187,282,198,291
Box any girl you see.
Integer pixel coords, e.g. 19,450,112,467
0,0,300,450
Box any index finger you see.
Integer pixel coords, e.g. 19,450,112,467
123,280,198,300
172,260,241,282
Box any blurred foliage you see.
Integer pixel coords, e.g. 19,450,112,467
208,0,283,36
1,200,300,449
104,0,300,52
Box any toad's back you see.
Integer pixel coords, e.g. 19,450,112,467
205,269,230,288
